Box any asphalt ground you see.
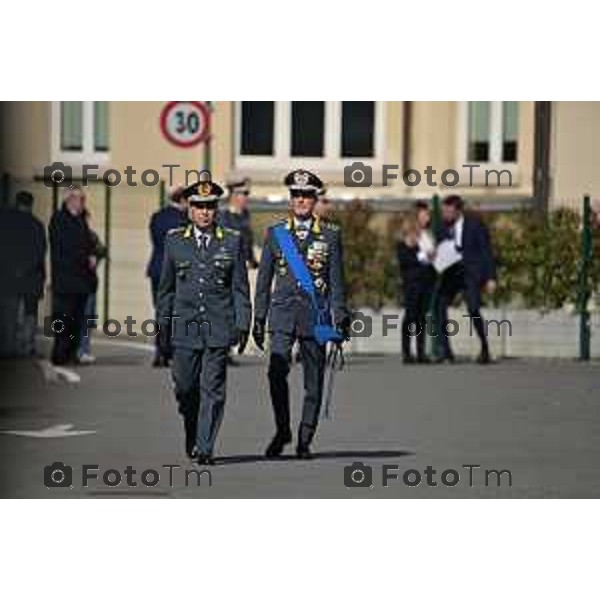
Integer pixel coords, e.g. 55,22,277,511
1,342,599,498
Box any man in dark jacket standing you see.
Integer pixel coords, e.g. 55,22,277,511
0,191,46,358
146,185,188,366
435,195,497,364
48,186,97,365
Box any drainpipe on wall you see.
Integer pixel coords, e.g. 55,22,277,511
402,101,412,176
533,101,552,218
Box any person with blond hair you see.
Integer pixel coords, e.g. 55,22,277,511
396,201,436,364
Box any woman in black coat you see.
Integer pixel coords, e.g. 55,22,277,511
396,202,436,363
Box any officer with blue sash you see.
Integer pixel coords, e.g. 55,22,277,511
253,170,350,459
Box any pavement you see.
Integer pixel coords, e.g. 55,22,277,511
1,341,600,498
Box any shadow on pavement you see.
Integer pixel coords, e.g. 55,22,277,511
215,449,413,466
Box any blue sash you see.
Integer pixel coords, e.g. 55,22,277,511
273,225,343,346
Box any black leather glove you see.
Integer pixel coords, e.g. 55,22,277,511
336,315,352,341
252,320,266,351
237,329,249,355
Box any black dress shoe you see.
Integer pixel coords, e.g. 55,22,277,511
402,355,416,364
265,431,292,458
186,446,198,460
476,351,492,364
152,355,170,368
433,354,455,364
296,445,313,460
197,454,215,466
417,355,431,364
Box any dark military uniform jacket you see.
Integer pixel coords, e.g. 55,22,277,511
157,223,251,349
146,204,188,281
254,216,348,337
217,208,257,266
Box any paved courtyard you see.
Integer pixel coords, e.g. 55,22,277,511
1,341,599,498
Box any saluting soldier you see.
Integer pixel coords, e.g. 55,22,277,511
253,169,350,459
157,181,251,465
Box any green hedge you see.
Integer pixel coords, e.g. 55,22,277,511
334,201,600,311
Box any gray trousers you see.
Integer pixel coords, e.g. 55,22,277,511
172,346,228,455
268,331,327,437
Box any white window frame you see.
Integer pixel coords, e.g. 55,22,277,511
51,101,109,167
456,101,520,186
234,101,386,173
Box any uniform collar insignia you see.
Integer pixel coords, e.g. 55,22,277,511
183,224,192,238
312,216,321,234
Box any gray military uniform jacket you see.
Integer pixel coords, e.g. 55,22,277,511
254,216,348,337
157,223,251,349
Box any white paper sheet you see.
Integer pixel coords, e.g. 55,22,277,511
433,239,463,273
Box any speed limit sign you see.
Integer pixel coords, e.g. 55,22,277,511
160,101,211,148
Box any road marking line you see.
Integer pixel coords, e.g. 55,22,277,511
0,423,96,437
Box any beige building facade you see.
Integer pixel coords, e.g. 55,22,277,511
0,100,597,326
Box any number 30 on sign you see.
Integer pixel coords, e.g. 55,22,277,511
160,101,211,148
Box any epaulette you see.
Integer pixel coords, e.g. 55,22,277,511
166,226,186,236
269,219,290,231
222,226,241,236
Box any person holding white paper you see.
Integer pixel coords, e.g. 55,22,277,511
434,195,497,364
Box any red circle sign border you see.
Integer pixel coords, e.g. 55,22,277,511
159,101,211,148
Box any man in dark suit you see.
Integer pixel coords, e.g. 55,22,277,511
0,191,46,358
435,195,497,364
146,185,189,367
48,187,97,365
253,169,350,459
157,181,251,465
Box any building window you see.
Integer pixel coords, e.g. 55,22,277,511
235,101,384,172
60,101,83,151
341,101,375,158
52,101,110,164
463,101,519,164
291,101,325,157
240,101,274,155
502,101,519,162
94,101,110,152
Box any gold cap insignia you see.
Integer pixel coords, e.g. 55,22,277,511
294,171,310,187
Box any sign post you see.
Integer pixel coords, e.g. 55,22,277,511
159,101,211,148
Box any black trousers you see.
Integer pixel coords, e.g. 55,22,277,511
435,264,488,358
268,331,327,446
51,292,88,365
402,270,435,358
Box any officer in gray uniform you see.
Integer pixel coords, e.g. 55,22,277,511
219,176,258,269
157,181,251,465
253,170,350,459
